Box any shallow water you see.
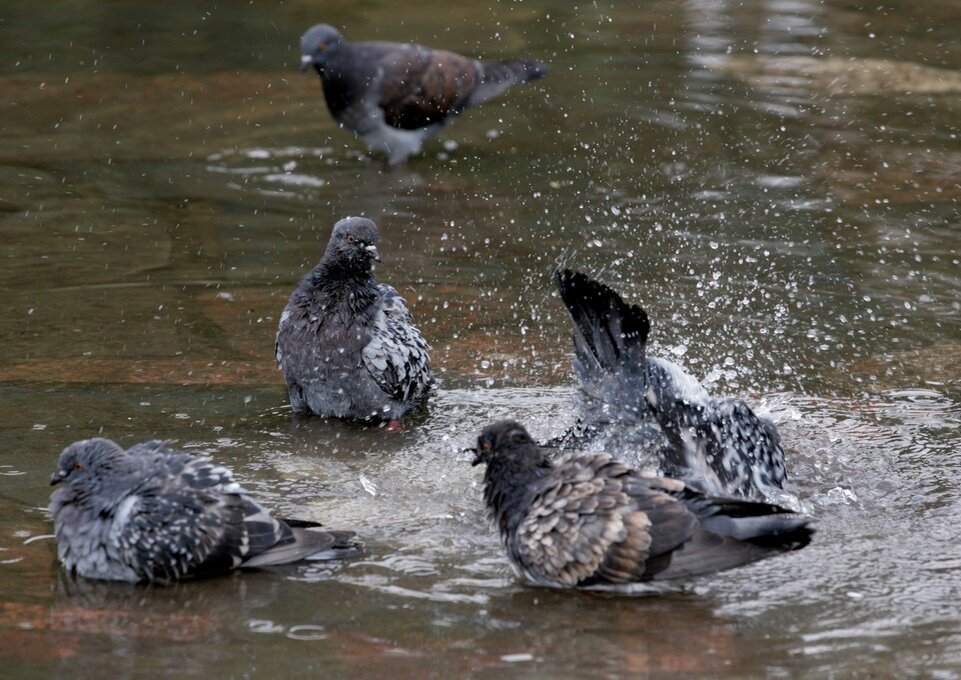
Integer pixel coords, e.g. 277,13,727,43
1,0,960,676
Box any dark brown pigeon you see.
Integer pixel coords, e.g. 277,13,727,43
49,438,360,584
299,24,549,164
472,420,812,591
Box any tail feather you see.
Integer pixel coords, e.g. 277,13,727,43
651,495,813,580
242,527,361,568
279,518,324,529
482,58,549,85
468,58,549,107
687,493,814,549
650,526,806,580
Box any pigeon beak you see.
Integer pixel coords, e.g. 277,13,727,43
50,470,66,486
299,54,314,73
365,244,381,262
466,447,483,466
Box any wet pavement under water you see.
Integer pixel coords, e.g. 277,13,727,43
1,0,960,677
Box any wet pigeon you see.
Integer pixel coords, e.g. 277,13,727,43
472,421,812,591
49,438,360,584
276,216,433,423
548,269,788,501
299,24,549,164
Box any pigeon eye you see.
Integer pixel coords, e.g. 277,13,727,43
74,462,84,470
346,234,356,244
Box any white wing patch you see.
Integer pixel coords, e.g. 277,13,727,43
649,357,709,404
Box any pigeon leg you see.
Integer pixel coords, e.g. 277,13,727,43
382,419,405,433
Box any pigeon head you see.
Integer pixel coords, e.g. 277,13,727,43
51,438,129,488
324,216,382,268
473,421,552,538
471,420,541,467
300,24,346,72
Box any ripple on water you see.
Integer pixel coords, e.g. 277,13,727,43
205,146,335,198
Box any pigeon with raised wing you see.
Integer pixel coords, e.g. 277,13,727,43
549,269,788,501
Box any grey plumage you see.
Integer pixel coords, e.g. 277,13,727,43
549,269,788,501
472,421,812,591
299,24,549,164
49,438,359,584
275,216,433,422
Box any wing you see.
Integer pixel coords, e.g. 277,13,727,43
275,289,318,373
708,399,788,493
362,285,433,404
635,475,813,580
657,397,788,499
376,45,480,129
513,456,698,587
110,454,252,582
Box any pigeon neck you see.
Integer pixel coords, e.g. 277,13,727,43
314,47,354,114
308,259,378,306
483,447,552,536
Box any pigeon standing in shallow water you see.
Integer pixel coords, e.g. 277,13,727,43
299,24,549,164
472,421,812,591
276,216,433,424
49,438,360,584
548,269,788,502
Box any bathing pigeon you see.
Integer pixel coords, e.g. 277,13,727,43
472,420,812,591
49,438,360,584
299,24,549,164
276,216,433,423
548,269,788,501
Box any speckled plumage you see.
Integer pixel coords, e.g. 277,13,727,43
647,394,789,501
275,216,433,421
549,270,788,501
473,421,812,590
299,24,549,164
49,438,359,584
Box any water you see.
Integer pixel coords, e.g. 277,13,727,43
2,0,960,676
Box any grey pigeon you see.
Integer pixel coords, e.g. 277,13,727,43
49,438,360,584
299,24,549,164
547,269,788,502
275,216,433,423
472,421,812,591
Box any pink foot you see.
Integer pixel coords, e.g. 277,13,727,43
382,419,405,433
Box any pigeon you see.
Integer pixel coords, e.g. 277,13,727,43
275,216,433,424
299,24,549,164
471,420,812,591
49,438,360,584
548,269,788,502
